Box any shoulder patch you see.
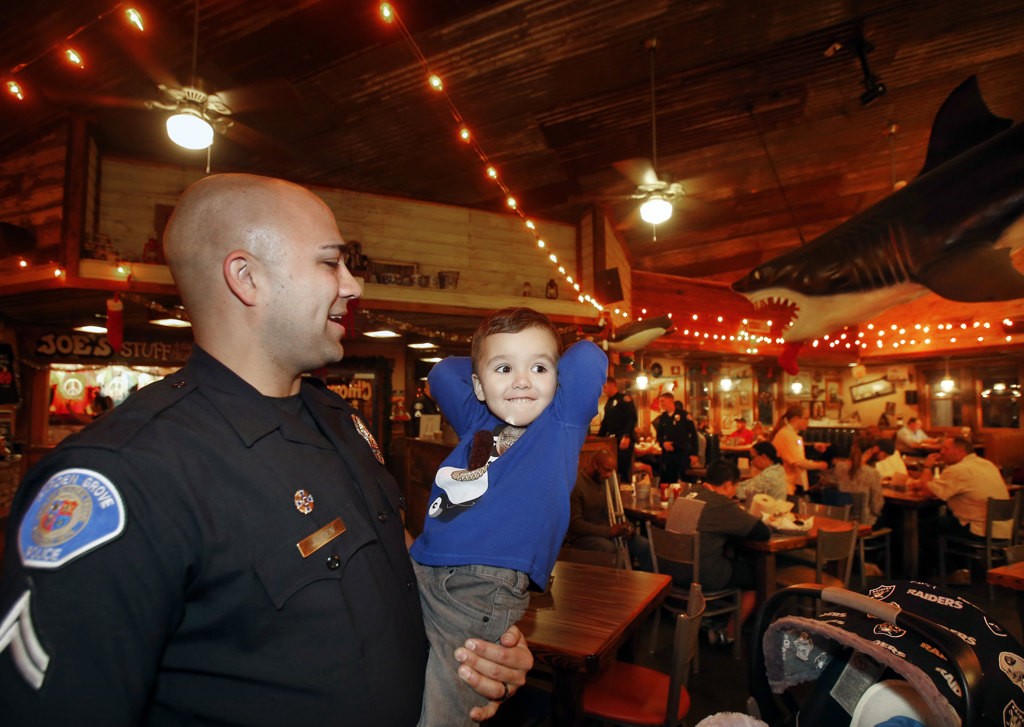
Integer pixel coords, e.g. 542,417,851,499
19,469,126,569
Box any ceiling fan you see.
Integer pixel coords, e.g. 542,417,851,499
611,37,686,227
42,0,294,158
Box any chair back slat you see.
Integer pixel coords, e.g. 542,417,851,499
666,495,705,534
649,524,699,575
987,492,1022,544
815,525,858,587
666,584,706,723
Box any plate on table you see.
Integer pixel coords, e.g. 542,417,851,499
767,514,814,534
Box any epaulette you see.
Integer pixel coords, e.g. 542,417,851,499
60,374,198,453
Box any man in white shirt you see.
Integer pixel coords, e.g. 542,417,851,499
918,436,1009,583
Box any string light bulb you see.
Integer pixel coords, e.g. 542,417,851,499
64,48,84,68
458,127,470,142
6,80,24,100
125,8,144,31
428,74,443,91
379,3,395,22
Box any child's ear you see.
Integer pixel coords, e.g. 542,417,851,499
471,374,485,402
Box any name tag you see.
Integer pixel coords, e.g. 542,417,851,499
296,517,346,558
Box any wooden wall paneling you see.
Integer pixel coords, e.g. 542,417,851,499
0,125,68,253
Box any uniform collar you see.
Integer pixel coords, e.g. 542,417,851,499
184,345,333,448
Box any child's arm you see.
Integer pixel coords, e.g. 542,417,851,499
556,340,608,423
427,356,486,435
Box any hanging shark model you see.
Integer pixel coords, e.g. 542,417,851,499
599,314,675,353
731,76,1024,374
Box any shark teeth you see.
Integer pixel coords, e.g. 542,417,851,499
751,296,800,332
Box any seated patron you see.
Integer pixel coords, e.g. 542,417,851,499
895,416,938,455
918,436,1009,582
726,417,756,446
874,438,909,481
664,459,769,644
823,437,886,527
566,450,651,570
735,441,787,502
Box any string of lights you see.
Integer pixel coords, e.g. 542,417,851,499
5,4,144,102
377,2,626,321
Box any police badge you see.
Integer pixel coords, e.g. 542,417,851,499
352,414,384,465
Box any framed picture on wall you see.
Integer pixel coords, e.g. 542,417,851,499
849,377,896,403
826,379,841,404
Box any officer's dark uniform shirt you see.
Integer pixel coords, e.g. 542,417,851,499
654,405,699,460
0,346,426,726
598,391,638,482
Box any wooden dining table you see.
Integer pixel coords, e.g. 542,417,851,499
987,560,1024,625
882,484,940,578
518,560,671,726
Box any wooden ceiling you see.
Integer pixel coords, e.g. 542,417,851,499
3,0,1024,302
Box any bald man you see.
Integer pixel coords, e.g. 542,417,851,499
566,450,651,569
0,174,530,725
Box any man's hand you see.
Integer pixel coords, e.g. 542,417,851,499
455,625,534,722
663,440,675,452
618,437,630,450
610,522,633,538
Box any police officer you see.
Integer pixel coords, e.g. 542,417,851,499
598,376,638,483
0,174,531,725
654,392,699,483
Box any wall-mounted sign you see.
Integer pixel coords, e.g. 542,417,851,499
33,332,191,365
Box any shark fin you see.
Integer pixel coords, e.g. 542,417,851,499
918,76,1013,178
918,247,1024,302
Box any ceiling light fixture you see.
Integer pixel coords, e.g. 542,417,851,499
149,305,191,328
166,106,214,150
407,342,438,350
364,329,401,339
640,193,673,225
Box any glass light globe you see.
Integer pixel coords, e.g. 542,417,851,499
166,110,214,150
639,194,673,225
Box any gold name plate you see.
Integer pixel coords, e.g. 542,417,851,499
296,517,346,558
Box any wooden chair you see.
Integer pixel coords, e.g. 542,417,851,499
848,490,893,588
939,492,1022,599
778,501,853,567
583,584,706,727
646,508,742,670
776,523,858,590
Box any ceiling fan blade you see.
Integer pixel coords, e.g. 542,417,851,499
213,79,301,114
100,22,181,91
220,118,296,161
40,86,151,111
612,158,659,187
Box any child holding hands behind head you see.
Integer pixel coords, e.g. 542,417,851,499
410,307,606,726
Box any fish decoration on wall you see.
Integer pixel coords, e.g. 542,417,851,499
731,76,1024,374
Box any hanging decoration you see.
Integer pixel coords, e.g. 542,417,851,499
106,294,124,351
731,76,1024,373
